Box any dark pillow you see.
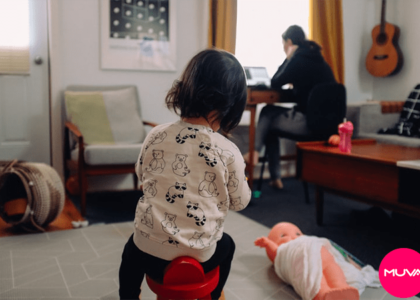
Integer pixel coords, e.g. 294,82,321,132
378,84,420,137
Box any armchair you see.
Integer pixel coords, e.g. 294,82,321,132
64,85,157,216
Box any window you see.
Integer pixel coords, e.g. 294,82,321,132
0,0,30,74
235,0,309,77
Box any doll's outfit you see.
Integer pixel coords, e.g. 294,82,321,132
274,235,381,300
119,120,251,299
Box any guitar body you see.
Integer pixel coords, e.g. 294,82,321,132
366,22,403,77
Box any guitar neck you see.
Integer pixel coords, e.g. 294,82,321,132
380,0,386,33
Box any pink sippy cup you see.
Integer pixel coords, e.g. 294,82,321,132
338,119,353,153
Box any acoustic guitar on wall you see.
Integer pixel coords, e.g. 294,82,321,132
366,0,403,77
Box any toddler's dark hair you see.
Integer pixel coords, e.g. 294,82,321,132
165,48,247,133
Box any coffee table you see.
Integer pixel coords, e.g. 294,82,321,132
296,139,420,225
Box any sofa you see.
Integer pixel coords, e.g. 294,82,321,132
347,100,420,148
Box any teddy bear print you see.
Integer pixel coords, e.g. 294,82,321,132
217,199,229,212
172,154,190,177
161,213,180,235
214,218,224,237
207,218,224,246
223,136,240,152
162,237,180,247
186,201,207,226
188,232,206,249
145,131,167,150
214,145,235,166
198,142,217,167
146,150,166,173
176,127,199,144
140,231,150,239
143,179,158,199
165,182,187,203
227,171,239,194
229,197,245,210
198,172,219,198
140,205,153,229
197,130,211,143
201,126,214,134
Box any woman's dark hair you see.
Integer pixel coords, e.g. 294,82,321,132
282,25,306,46
165,48,247,133
282,25,321,50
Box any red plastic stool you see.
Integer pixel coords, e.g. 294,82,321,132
146,256,220,300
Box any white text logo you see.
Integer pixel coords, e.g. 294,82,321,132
384,269,420,277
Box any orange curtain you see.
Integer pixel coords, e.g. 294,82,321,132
309,0,345,84
208,0,238,54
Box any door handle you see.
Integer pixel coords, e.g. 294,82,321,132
34,56,43,65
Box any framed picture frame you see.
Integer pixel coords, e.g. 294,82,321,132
100,0,176,71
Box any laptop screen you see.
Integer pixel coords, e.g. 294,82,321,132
244,66,271,87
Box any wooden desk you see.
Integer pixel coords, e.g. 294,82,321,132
245,88,294,188
296,139,420,225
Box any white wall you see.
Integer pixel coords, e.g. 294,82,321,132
371,0,420,100
47,0,420,189
342,0,375,103
49,0,209,179
342,0,420,102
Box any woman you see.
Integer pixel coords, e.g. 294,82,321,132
244,25,336,189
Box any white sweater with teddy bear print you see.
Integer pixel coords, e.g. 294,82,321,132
133,120,251,262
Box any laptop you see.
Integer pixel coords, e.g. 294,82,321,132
244,66,271,88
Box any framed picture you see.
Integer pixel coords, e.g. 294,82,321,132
100,0,176,71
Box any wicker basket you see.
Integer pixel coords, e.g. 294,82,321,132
0,160,65,232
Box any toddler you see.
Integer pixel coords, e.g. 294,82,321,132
119,48,252,300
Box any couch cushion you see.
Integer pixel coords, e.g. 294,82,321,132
65,91,114,144
71,143,143,165
65,87,146,145
358,133,420,148
359,102,400,133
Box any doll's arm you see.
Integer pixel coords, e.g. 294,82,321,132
255,237,278,263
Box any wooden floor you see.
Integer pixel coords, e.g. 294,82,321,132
0,196,84,237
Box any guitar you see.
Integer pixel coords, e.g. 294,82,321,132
365,0,403,77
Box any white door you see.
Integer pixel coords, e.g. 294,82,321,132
0,0,50,164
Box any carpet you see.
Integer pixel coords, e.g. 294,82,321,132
0,211,397,300
70,177,420,270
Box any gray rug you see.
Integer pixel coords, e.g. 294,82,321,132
0,212,399,300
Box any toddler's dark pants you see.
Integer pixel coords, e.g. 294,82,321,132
119,232,235,300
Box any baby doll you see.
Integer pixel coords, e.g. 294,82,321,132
255,222,359,300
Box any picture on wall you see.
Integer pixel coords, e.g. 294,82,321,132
100,0,176,71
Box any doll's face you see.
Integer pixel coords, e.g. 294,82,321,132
268,222,303,246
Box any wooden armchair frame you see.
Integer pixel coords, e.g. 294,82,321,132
64,120,157,216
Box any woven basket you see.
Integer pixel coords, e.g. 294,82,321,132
0,160,65,232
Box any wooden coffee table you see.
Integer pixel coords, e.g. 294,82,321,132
296,139,420,225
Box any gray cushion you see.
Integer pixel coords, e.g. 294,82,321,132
65,86,146,144
358,133,420,148
359,102,400,134
71,143,143,165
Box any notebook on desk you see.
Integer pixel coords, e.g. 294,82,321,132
244,66,271,89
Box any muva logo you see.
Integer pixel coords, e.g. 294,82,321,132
379,248,420,298
384,269,420,277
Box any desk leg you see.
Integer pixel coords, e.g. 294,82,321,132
247,105,257,189
315,185,324,226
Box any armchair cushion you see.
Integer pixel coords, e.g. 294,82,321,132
65,87,146,145
71,143,143,165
